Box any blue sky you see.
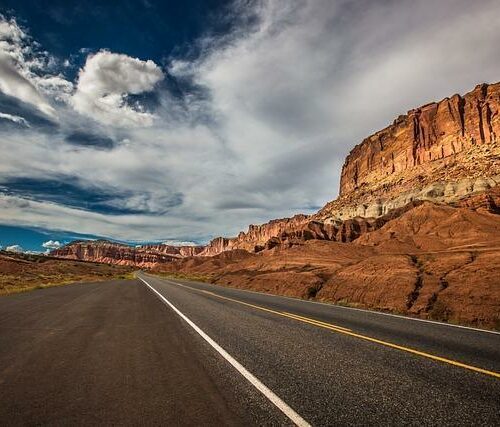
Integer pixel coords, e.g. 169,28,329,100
0,0,499,253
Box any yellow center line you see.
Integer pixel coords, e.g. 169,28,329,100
170,280,500,379
282,312,352,332
198,289,350,332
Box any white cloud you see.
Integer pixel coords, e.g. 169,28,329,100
5,244,23,252
35,75,74,102
72,51,164,127
0,53,55,117
0,112,29,126
0,16,58,117
42,239,62,250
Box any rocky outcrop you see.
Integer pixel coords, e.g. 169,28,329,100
198,237,238,257
318,82,500,221
198,82,500,256
198,214,311,255
318,175,500,222
139,243,205,258
50,240,200,268
340,82,499,196
457,186,500,213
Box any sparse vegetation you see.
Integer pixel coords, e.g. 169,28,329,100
0,251,135,296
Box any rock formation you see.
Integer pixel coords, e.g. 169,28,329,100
318,82,500,220
340,83,499,195
195,82,500,254
198,214,311,255
139,243,205,258
50,240,203,268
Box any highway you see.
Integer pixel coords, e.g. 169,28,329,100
0,273,499,425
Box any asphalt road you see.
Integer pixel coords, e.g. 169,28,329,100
0,274,499,426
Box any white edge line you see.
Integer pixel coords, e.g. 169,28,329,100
149,274,499,336
137,275,311,427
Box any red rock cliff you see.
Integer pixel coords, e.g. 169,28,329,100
50,240,200,268
199,214,311,255
340,82,499,196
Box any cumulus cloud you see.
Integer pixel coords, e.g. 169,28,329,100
72,51,164,127
0,112,29,126
5,244,23,252
36,75,74,102
42,239,62,250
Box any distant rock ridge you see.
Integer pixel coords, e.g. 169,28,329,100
139,243,205,258
50,240,204,268
198,214,311,256
199,82,500,255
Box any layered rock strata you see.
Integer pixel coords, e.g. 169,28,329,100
340,83,499,195
50,240,200,268
319,82,500,220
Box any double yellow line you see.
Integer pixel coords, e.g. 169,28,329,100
200,289,352,332
178,282,500,379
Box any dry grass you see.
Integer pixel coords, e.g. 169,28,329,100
0,251,135,296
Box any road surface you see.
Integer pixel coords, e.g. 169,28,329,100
0,273,499,425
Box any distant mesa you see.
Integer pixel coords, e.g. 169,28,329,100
51,240,205,268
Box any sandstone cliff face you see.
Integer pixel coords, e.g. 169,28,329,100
318,82,500,221
199,214,311,255
340,82,499,196
51,240,186,268
139,243,205,258
318,175,500,222
199,82,500,255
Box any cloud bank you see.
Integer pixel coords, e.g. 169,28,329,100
1,1,500,243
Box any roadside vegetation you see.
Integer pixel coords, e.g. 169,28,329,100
0,251,135,296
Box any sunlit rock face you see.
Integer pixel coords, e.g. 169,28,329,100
318,82,500,221
50,240,203,267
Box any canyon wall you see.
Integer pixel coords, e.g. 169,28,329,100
340,82,499,196
139,243,205,258
317,83,500,221
199,214,311,255
204,82,500,251
50,240,200,268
